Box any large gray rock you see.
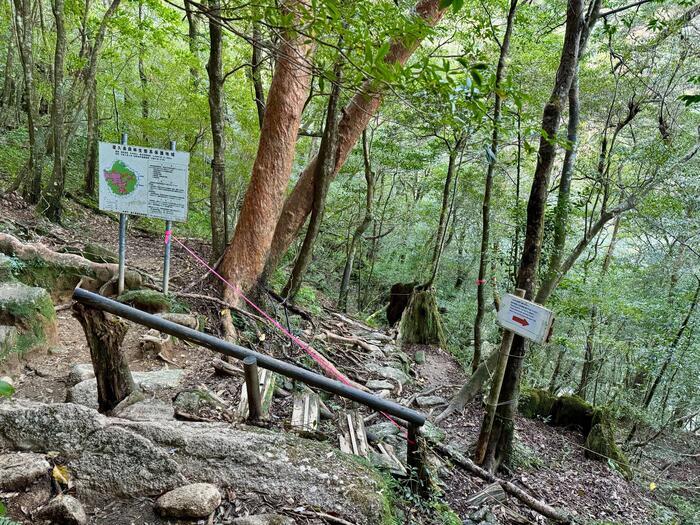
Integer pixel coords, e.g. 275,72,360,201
233,514,295,525
0,401,105,453
365,379,394,391
67,369,184,409
115,398,175,421
365,364,410,385
0,452,50,490
155,483,221,518
416,395,447,408
67,364,95,387
0,401,389,524
34,494,87,525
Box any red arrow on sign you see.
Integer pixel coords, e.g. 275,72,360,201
512,316,529,327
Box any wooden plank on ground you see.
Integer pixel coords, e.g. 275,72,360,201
291,392,320,436
376,442,407,476
338,410,369,457
237,368,276,420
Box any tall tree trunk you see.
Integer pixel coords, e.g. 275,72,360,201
282,57,342,301
12,0,42,203
577,216,620,398
425,140,462,288
43,0,67,222
218,0,315,302
1,23,15,119
138,0,148,121
207,0,228,260
251,20,265,129
262,0,447,282
83,75,98,195
473,0,519,373
338,130,374,312
481,0,585,472
184,0,200,87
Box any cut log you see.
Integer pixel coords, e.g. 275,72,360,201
376,442,407,476
464,482,507,507
72,302,136,413
236,367,276,420
338,410,369,457
140,329,173,360
290,392,320,436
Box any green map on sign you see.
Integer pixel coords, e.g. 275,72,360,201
104,160,138,195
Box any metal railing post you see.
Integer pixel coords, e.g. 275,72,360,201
117,133,128,295
243,356,263,421
162,140,176,294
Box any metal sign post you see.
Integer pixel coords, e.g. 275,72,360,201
117,133,128,295
162,140,176,294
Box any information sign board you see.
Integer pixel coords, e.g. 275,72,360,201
497,293,555,344
98,141,189,222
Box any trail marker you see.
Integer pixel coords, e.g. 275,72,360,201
497,293,554,345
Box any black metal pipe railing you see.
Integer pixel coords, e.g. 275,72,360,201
72,288,426,427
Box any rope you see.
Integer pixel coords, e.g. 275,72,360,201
169,234,413,442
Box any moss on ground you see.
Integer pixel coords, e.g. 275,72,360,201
0,282,57,363
117,289,188,314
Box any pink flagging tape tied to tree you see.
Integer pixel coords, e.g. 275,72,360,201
169,234,412,441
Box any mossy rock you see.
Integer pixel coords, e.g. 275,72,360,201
0,282,57,363
519,389,631,478
60,243,118,264
398,289,447,348
585,409,632,479
551,394,595,434
0,253,16,282
117,290,187,314
518,388,557,419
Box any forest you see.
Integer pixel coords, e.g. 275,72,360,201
0,0,698,524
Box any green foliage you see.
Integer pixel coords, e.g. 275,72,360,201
0,380,14,397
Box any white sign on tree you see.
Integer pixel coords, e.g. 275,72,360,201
497,293,554,345
98,142,189,222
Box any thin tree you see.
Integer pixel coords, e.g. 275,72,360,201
338,129,375,312
473,0,519,373
282,56,343,301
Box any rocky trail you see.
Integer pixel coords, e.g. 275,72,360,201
1,193,698,525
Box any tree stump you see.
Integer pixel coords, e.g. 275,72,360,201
72,302,135,413
398,288,446,347
387,282,417,326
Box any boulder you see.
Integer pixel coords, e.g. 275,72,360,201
0,452,50,490
365,364,409,385
365,379,394,391
115,398,175,421
414,350,426,364
173,389,224,416
0,282,57,363
0,401,390,524
67,369,184,409
155,483,222,518
233,514,295,525
34,495,87,525
416,395,446,408
67,364,95,387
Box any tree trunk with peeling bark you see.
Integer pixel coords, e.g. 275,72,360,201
218,0,315,302
261,0,447,283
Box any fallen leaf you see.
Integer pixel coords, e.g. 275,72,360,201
52,465,70,485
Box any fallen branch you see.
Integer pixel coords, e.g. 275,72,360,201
172,292,267,324
433,443,571,523
319,330,380,353
284,508,356,525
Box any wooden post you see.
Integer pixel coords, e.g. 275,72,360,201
72,302,135,413
474,288,525,465
243,356,263,421
407,423,430,497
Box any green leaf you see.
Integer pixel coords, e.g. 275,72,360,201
0,501,6,516
0,380,14,398
452,0,464,12
439,0,453,8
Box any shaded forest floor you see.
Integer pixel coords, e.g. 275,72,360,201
1,192,698,524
